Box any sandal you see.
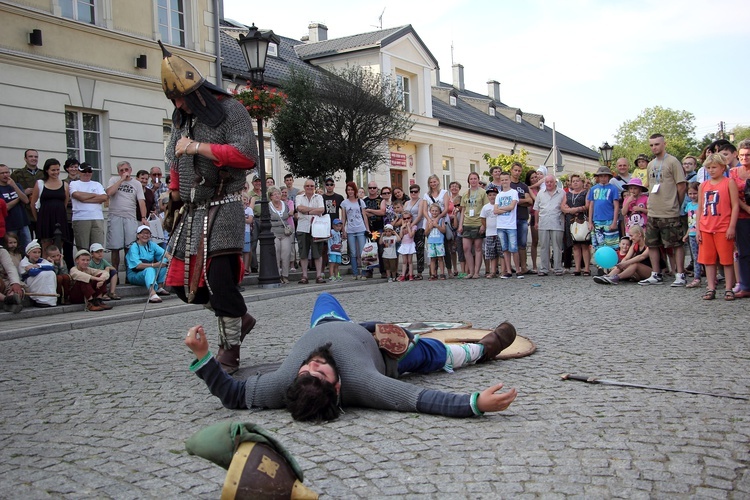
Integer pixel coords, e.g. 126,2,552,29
573,271,581,276
107,292,122,300
439,274,446,280
148,294,162,303
702,289,715,301
428,275,437,281
685,279,701,288
582,271,591,277
724,290,735,301
298,277,309,284
485,273,494,279
315,276,326,284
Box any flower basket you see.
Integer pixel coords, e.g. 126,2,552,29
232,84,287,121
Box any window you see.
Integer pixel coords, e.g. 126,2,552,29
470,161,479,174
267,43,278,58
60,0,95,24
66,110,102,181
539,119,545,130
515,112,522,124
397,75,411,112
449,95,457,107
489,106,496,117
158,0,185,47
442,158,452,188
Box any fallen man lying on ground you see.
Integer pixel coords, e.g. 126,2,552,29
184,292,518,421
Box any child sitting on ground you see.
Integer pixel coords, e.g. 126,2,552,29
3,233,23,268
697,154,739,300
45,245,71,305
18,240,57,307
397,212,416,281
69,249,112,311
425,203,447,280
328,219,343,281
88,243,121,300
380,224,400,282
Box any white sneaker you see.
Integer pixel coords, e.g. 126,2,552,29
639,273,663,285
670,273,686,287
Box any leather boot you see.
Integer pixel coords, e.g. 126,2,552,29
478,322,517,362
215,345,241,373
240,313,256,343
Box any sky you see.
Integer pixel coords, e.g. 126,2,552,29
222,0,750,150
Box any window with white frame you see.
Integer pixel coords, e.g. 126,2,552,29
158,0,186,47
515,112,522,124
66,110,103,181
539,119,545,130
449,94,457,107
396,75,411,113
470,161,479,174
489,106,496,116
442,158,452,188
267,43,278,58
60,0,96,24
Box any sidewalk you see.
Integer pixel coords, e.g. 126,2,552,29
0,269,375,340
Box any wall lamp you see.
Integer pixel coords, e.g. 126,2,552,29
29,29,43,46
135,54,148,69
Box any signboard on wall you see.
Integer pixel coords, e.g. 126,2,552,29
390,152,407,167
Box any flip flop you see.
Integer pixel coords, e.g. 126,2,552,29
148,294,162,303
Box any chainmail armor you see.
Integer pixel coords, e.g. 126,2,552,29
166,97,258,258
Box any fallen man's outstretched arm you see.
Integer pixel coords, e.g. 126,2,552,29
476,383,517,413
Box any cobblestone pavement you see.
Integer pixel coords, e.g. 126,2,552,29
0,275,748,498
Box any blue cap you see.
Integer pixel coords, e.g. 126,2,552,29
332,218,342,225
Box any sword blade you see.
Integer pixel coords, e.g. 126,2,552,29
560,374,749,401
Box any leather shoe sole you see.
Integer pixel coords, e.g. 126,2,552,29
240,313,257,343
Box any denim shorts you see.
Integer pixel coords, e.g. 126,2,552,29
498,228,518,253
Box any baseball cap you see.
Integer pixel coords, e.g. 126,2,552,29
332,218,342,225
89,243,105,252
136,224,151,234
79,163,93,173
384,224,394,230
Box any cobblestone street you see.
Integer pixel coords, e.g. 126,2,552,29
0,277,748,498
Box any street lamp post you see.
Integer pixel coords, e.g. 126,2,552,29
238,25,281,288
599,141,614,167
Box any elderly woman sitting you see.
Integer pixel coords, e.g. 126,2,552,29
126,225,170,303
18,240,57,307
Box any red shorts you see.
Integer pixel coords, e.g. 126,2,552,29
697,231,734,266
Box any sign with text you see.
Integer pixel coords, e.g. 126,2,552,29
390,152,407,167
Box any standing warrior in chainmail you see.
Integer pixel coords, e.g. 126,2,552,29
159,41,257,373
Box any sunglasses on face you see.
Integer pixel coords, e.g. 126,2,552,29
381,191,391,195
410,190,419,194
325,183,334,186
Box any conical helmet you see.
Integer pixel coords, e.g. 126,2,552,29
159,40,205,99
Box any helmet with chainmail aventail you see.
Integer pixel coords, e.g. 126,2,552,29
159,40,229,127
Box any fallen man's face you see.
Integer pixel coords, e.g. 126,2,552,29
297,356,338,385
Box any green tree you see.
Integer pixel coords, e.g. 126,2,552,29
482,149,530,180
730,124,750,142
613,106,698,166
272,66,414,183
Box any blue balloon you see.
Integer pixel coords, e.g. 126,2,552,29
594,246,619,269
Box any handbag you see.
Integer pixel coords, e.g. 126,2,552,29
570,215,590,242
361,238,379,268
147,214,165,242
311,214,331,241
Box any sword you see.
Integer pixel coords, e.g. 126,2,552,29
131,221,179,347
560,373,749,401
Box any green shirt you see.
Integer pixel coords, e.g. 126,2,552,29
461,188,489,227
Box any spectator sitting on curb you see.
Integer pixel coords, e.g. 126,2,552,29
69,249,112,312
126,225,169,304
88,243,121,300
0,242,25,313
18,240,57,307
45,245,71,305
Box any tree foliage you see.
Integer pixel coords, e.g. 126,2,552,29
613,106,698,167
272,66,414,183
482,149,530,180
